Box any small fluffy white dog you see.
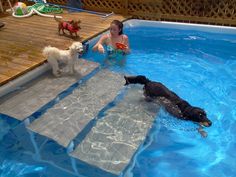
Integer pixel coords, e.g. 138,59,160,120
43,42,83,76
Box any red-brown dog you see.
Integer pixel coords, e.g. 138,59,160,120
54,16,81,37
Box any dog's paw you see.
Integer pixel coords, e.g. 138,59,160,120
53,70,62,77
54,73,61,77
144,96,153,102
69,71,75,75
198,127,208,138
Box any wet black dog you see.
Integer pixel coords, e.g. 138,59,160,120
124,75,212,127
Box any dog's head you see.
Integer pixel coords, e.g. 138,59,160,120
70,19,81,30
69,42,84,55
188,107,212,127
124,75,150,85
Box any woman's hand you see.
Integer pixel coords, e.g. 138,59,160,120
97,44,105,53
123,45,130,54
122,35,130,54
92,44,105,53
92,35,107,54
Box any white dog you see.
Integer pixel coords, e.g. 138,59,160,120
43,42,83,76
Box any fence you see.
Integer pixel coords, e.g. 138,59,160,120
1,0,236,26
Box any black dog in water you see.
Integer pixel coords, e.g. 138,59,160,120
124,75,212,129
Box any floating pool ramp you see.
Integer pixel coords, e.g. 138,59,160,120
0,59,160,176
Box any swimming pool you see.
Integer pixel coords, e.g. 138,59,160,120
84,20,236,177
1,19,236,177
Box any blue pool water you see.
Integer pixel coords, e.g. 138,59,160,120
84,21,236,177
1,20,236,177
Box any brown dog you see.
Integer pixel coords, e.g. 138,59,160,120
54,16,81,37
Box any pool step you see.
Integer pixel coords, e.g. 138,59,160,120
71,85,160,175
0,59,99,120
28,69,125,147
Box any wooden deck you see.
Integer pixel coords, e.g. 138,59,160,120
0,11,128,86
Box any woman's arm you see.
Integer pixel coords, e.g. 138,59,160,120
123,35,130,54
92,34,108,53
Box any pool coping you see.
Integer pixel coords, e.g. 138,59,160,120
125,19,236,34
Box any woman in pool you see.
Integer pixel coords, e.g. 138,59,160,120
92,20,130,58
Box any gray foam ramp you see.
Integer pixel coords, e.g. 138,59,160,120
0,59,99,120
71,85,160,175
28,70,125,147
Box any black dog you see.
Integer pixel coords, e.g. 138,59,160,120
124,75,212,128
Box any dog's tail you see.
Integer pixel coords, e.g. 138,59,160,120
54,15,62,23
124,75,151,85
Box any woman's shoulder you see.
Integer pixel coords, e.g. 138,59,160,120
102,33,110,39
122,34,128,39
99,34,109,41
121,34,129,42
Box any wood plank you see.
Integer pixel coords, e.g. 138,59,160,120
0,65,21,77
0,53,44,65
0,74,8,82
0,61,28,71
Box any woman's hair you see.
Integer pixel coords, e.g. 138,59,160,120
111,20,123,35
